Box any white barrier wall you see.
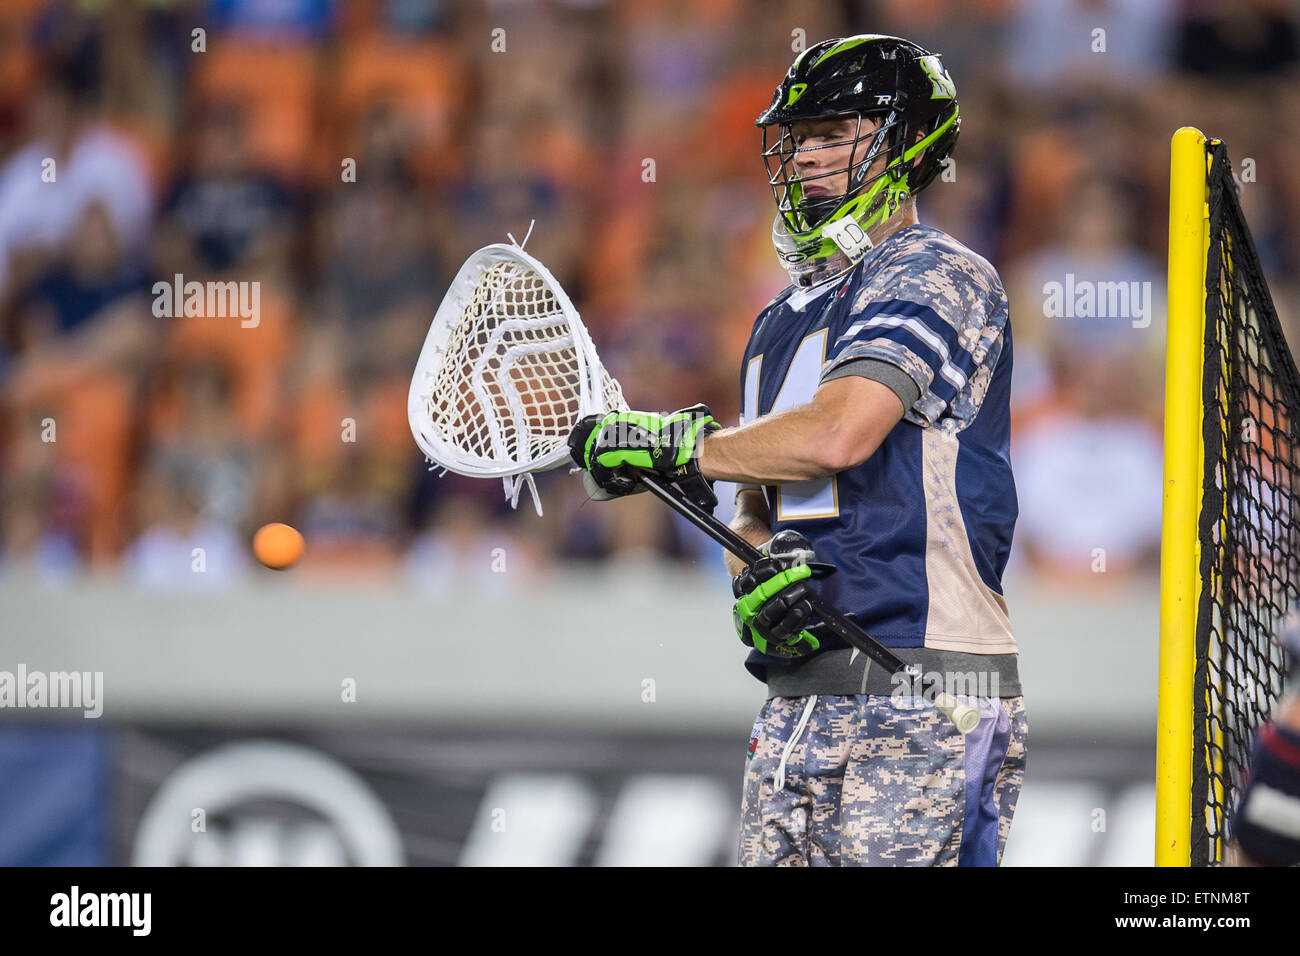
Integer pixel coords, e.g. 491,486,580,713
0,566,1158,737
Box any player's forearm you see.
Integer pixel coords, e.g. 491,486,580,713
699,405,845,484
726,511,771,578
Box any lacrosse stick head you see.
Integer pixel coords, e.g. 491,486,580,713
408,241,626,515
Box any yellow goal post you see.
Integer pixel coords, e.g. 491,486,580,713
1156,126,1209,868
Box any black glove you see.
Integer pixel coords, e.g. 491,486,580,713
567,412,645,499
732,530,836,658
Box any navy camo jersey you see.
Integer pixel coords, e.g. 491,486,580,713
739,223,1017,682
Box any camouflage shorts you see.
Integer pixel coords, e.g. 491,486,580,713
739,695,1028,866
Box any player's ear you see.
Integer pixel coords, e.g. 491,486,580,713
911,129,927,170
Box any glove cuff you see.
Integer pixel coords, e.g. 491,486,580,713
665,418,720,512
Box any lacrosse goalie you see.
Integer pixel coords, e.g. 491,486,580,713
569,34,1027,867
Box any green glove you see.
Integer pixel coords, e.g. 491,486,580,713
567,404,721,508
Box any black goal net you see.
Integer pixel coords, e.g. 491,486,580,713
1193,140,1299,865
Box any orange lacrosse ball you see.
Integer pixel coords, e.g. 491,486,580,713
253,522,304,570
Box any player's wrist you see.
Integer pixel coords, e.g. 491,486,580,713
725,517,770,577
695,422,721,480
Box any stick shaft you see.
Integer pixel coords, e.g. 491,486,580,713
636,473,905,673
637,473,763,560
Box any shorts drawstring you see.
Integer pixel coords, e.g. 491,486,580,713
774,695,818,792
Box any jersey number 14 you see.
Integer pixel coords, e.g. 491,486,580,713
743,328,839,521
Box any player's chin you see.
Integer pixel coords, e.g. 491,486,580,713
800,194,841,225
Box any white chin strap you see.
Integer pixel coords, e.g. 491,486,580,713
772,214,874,288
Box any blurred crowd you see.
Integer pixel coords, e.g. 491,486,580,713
1,0,1298,592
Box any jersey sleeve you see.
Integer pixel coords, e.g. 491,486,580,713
818,248,1009,427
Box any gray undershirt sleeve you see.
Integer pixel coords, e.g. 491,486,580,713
820,357,921,410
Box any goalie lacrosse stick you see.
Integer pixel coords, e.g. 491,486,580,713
407,224,626,515
407,230,980,735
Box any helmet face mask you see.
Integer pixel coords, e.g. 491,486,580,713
761,110,900,234
755,34,960,286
